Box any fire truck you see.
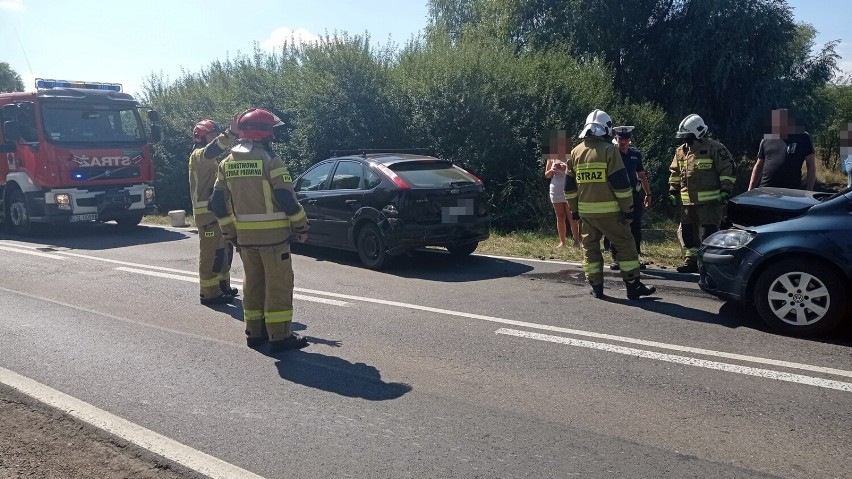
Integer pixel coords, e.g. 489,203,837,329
0,79,161,234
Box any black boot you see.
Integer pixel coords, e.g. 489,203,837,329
676,258,698,274
246,328,269,348
268,333,309,352
219,280,239,296
200,293,235,305
626,280,656,300
590,283,605,299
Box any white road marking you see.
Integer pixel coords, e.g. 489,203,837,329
5,242,849,382
496,328,852,393
0,245,67,260
294,287,852,380
115,267,351,307
0,366,266,479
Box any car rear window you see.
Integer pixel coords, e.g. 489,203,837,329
389,161,477,188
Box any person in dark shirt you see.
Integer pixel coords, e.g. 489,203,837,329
606,126,652,270
748,109,815,190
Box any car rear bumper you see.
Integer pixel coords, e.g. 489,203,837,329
697,246,763,302
383,216,491,254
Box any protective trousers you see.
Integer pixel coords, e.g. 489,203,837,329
678,202,722,260
607,191,644,256
239,242,295,343
581,216,641,286
198,221,233,300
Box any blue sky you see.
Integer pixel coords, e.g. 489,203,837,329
1,0,848,98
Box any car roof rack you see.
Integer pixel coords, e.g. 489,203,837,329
329,148,430,158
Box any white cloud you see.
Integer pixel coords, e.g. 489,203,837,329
260,27,320,51
0,0,24,11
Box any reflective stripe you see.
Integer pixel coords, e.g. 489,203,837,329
685,247,700,255
199,278,220,287
565,192,578,199
719,176,736,183
244,309,264,321
193,200,209,208
578,201,620,214
263,181,274,213
288,208,306,223
265,310,293,323
614,189,633,199
619,260,640,272
218,214,235,226
236,219,291,230
584,262,603,274
235,212,288,221
270,167,291,181
575,162,608,170
217,273,230,282
669,176,681,182
696,190,720,202
193,207,209,216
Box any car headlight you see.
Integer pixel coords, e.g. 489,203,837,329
703,229,755,249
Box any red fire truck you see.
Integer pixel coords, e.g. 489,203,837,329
0,79,161,234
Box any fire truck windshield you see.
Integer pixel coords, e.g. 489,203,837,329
40,103,146,145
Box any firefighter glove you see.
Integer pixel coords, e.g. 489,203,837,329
571,211,580,221
621,211,634,224
719,191,730,205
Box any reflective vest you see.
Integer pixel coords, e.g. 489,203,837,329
669,138,736,205
213,142,307,246
566,137,634,218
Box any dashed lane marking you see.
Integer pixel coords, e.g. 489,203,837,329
495,328,852,393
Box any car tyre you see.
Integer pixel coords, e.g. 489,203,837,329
754,259,847,336
357,223,389,270
115,214,143,228
446,241,478,257
6,188,33,235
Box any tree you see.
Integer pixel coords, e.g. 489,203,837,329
0,62,24,93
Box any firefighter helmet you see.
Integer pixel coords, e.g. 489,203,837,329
192,119,221,143
579,109,612,139
236,108,284,142
676,114,708,140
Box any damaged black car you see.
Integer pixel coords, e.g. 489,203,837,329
698,187,852,336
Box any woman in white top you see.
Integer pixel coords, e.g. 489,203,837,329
545,157,581,248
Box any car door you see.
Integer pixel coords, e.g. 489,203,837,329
316,160,368,246
294,160,335,245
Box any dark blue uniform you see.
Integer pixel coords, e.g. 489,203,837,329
607,146,646,257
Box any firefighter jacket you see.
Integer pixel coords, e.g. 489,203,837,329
565,136,634,218
669,138,736,205
188,130,238,227
210,141,308,247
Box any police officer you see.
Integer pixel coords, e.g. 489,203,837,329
606,126,652,270
668,114,736,273
210,108,310,351
189,119,239,305
566,109,656,300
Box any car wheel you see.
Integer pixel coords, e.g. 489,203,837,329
6,188,32,235
357,223,388,270
446,241,478,257
754,259,847,336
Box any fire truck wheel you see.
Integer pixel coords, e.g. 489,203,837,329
115,214,143,228
6,188,32,235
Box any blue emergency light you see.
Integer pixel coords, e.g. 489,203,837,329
35,78,122,92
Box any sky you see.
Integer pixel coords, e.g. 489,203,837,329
1,0,849,98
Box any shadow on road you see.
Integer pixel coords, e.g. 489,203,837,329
0,223,190,250
292,244,534,282
260,342,413,401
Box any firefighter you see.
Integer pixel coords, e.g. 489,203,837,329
566,109,656,300
209,108,310,352
190,119,239,305
668,114,736,273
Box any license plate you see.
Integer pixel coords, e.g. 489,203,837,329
69,213,98,223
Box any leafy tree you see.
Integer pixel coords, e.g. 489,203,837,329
0,62,24,93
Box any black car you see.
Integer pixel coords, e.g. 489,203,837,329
293,152,490,269
698,187,852,336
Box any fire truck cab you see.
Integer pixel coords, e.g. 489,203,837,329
0,79,161,234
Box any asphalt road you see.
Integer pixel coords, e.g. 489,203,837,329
1,223,850,479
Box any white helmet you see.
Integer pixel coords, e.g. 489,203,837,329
676,114,708,139
579,109,612,139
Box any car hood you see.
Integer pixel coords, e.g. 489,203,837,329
725,187,829,227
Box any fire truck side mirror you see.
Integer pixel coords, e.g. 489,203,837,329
147,110,161,122
0,121,20,152
150,124,162,142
